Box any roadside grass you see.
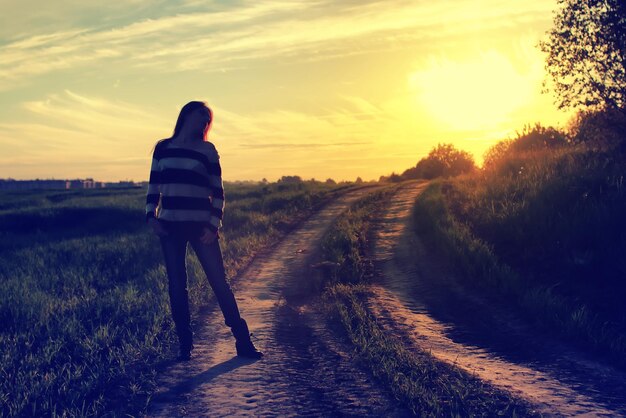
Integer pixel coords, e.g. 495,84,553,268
314,183,532,417
412,146,626,368
0,180,346,417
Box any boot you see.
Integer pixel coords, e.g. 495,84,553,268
176,349,192,362
176,342,194,362
230,318,264,359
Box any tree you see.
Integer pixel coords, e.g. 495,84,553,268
482,139,514,172
482,124,569,172
426,143,476,177
400,143,476,179
539,0,626,112
277,175,302,183
412,157,445,179
567,107,626,147
389,172,402,183
509,123,568,152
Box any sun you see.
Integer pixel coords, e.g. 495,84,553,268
409,50,539,131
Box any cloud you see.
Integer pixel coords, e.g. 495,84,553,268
21,89,165,136
239,141,370,149
0,89,393,180
210,94,391,151
0,0,554,90
0,90,167,175
0,0,563,181
0,1,307,88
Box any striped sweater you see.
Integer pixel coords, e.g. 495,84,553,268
145,139,224,233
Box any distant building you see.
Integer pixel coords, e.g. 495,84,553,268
0,179,67,190
66,179,84,189
104,181,139,188
0,178,140,190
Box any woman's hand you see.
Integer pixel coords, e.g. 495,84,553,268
148,218,169,236
199,228,218,245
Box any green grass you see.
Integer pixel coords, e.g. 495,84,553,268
317,186,398,286
412,145,626,367
0,180,345,417
314,183,531,417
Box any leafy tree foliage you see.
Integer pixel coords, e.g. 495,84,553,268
567,107,626,149
482,123,568,173
539,0,626,111
401,143,475,180
277,175,303,183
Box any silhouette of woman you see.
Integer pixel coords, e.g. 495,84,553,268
145,101,263,361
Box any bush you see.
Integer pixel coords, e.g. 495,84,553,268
567,108,626,150
482,123,569,174
401,143,476,180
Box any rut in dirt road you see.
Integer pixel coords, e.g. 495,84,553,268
147,187,411,418
365,180,626,417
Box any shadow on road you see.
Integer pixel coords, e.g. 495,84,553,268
151,356,259,403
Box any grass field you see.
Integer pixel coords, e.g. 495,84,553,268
0,180,346,417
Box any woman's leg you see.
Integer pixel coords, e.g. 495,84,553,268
188,238,242,328
159,235,193,352
189,237,264,358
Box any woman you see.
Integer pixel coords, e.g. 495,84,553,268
145,101,263,361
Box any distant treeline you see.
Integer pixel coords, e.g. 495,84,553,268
382,107,626,183
269,175,369,185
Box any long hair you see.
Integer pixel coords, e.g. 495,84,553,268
171,101,212,139
152,101,213,153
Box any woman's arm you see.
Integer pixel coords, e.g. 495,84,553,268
145,145,161,222
206,145,224,234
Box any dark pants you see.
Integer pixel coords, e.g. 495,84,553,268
158,227,242,351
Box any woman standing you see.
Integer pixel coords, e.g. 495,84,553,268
146,101,263,361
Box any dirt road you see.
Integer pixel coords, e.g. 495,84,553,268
365,181,626,417
147,187,410,417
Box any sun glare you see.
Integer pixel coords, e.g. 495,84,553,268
409,50,539,131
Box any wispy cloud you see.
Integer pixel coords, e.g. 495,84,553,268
0,89,393,180
0,0,554,90
241,141,370,149
0,0,564,181
0,1,307,88
0,90,167,178
212,94,391,149
22,90,161,128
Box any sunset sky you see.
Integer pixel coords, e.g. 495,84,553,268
0,0,574,182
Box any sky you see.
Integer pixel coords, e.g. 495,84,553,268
0,0,574,182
